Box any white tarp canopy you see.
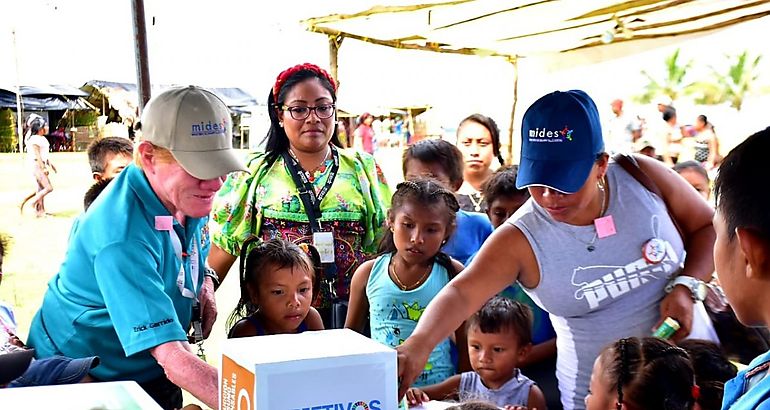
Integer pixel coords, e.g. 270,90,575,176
304,0,770,64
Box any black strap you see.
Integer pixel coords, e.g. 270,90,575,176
613,153,685,242
282,146,340,233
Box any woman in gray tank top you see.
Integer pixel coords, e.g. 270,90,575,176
396,90,716,410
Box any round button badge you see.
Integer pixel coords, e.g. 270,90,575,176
643,238,668,264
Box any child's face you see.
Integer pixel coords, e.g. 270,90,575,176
457,121,495,176
95,153,132,181
486,194,528,229
251,263,314,334
677,168,710,201
404,159,461,192
585,355,617,410
467,325,529,389
389,200,450,266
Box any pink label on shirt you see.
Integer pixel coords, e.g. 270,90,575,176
594,215,617,238
155,216,173,231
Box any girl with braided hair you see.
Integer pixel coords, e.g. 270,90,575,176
585,337,697,410
346,178,467,387
209,63,391,328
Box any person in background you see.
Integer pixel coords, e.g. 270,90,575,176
406,297,547,410
87,136,134,182
584,337,697,410
662,107,683,165
455,114,505,213
27,86,247,409
678,339,736,410
402,139,493,266
605,99,642,154
209,63,391,329
691,115,721,170
20,118,56,217
673,161,711,203
226,238,324,337
396,90,715,410
713,127,770,409
355,112,375,155
482,165,529,228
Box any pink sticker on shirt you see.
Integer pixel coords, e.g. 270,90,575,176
155,216,173,231
594,215,617,238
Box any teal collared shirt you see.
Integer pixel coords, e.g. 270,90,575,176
28,164,209,382
723,350,770,409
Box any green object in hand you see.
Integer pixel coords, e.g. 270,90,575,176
652,317,681,339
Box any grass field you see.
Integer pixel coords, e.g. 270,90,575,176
0,147,404,408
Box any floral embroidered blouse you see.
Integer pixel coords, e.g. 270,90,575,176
211,147,391,306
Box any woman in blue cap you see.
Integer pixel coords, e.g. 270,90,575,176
395,90,716,410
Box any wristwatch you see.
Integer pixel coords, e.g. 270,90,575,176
665,276,708,302
203,266,221,290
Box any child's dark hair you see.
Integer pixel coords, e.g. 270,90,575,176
467,296,533,346
602,337,695,410
226,237,322,334
379,178,460,278
482,165,529,206
673,160,709,183
458,114,505,166
264,64,341,166
714,127,770,241
83,178,113,210
678,339,737,410
87,137,134,174
402,139,464,188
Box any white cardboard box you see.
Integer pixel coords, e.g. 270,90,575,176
220,328,398,410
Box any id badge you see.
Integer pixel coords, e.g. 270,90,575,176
313,232,335,263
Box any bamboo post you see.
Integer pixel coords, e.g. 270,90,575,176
506,57,519,165
328,34,344,85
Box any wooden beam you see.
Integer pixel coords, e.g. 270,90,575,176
307,25,510,58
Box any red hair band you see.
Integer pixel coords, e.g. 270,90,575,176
272,62,337,101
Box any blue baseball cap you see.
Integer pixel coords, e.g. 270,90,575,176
516,90,605,194
7,355,100,387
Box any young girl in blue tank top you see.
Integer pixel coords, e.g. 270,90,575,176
346,178,467,387
226,238,325,337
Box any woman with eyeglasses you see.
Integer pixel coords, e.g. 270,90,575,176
209,63,391,328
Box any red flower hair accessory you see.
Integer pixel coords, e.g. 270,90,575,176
272,63,337,101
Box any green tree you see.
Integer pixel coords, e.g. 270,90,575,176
635,48,698,104
698,51,762,110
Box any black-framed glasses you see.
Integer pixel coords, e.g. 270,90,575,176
282,104,336,120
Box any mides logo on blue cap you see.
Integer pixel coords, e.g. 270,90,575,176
528,125,574,142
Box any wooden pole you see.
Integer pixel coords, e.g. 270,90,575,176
506,57,519,165
131,0,152,112
328,34,344,85
12,29,23,153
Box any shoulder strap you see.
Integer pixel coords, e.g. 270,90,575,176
612,153,684,241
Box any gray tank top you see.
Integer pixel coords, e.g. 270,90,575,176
459,370,534,407
510,162,685,410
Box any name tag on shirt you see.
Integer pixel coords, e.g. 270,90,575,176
313,232,335,263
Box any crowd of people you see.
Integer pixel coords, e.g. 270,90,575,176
2,62,769,410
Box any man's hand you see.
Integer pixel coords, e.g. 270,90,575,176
199,276,217,339
656,285,694,342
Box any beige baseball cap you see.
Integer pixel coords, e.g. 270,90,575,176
141,85,248,179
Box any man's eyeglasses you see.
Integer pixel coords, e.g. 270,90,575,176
282,104,336,120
